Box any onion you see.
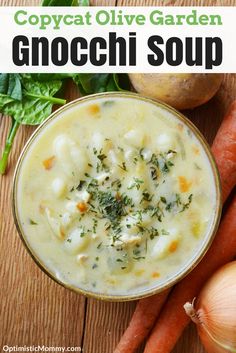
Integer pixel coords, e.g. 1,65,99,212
184,261,236,353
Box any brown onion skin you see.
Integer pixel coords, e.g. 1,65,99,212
198,327,227,353
195,262,236,353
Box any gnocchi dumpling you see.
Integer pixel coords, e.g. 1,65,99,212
75,190,91,203
92,132,113,154
124,129,145,148
156,133,176,152
45,208,64,240
151,228,181,260
51,178,67,198
107,248,133,274
64,228,90,254
53,134,88,178
124,148,136,166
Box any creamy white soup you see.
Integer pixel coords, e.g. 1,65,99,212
16,95,218,297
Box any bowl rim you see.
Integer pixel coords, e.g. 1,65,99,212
12,91,222,301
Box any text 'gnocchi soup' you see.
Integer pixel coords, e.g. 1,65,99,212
15,94,220,298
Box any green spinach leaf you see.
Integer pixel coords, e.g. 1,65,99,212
76,0,90,5
73,73,131,95
0,75,66,174
42,0,89,5
1,75,65,125
31,73,73,82
113,74,131,91
0,74,22,100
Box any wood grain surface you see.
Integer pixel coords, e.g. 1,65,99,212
0,1,236,353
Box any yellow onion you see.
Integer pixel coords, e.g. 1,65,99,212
184,261,236,353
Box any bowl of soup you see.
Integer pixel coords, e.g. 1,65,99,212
13,92,221,301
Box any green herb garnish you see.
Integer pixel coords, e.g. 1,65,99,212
29,219,38,225
128,177,144,190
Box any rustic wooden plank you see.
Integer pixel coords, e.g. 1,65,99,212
0,0,39,5
91,0,116,4
118,0,236,6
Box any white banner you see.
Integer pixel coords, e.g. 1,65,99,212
0,6,235,73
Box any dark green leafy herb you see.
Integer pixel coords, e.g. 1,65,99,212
141,190,153,203
80,229,86,237
133,247,146,261
166,193,193,213
95,149,109,172
102,100,115,107
97,242,103,249
76,180,86,191
139,148,145,160
148,151,176,176
149,227,159,240
133,256,145,261
118,162,127,171
118,146,124,153
128,177,144,191
194,163,202,170
97,191,126,223
161,229,170,235
150,166,158,181
160,196,167,204
111,179,122,190
97,152,107,162
92,218,98,233
181,194,193,212
29,219,38,225
145,205,164,222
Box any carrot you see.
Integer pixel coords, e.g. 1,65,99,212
178,176,192,193
43,156,55,170
212,100,236,203
77,202,88,213
114,289,170,353
144,195,236,353
114,100,236,353
88,104,100,115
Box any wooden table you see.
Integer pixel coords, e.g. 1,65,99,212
1,1,235,352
